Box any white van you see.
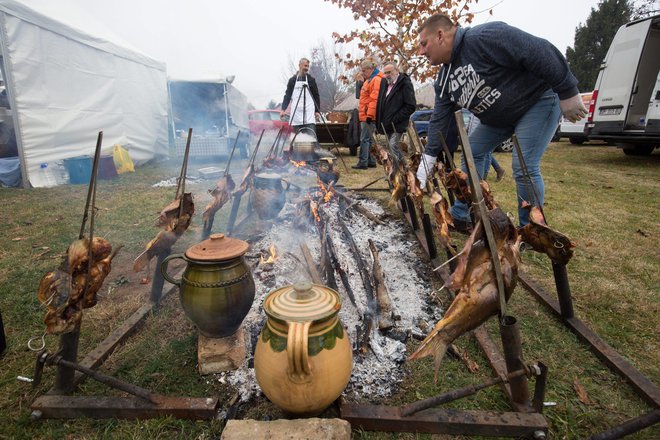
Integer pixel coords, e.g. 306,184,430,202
586,14,660,155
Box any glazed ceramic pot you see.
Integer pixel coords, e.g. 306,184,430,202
254,282,352,415
161,233,255,338
251,172,289,220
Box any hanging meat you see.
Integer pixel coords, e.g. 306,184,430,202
429,190,455,253
202,175,235,227
439,167,471,203
517,203,575,265
133,193,194,272
409,207,522,379
37,237,120,334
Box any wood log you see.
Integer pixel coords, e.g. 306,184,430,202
368,239,394,331
322,214,357,308
334,190,383,225
337,213,374,304
320,222,338,289
299,243,322,284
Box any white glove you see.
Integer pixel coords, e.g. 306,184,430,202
560,94,588,123
416,154,437,189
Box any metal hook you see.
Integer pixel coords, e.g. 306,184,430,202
28,333,46,351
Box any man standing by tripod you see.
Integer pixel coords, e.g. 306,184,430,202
281,58,321,135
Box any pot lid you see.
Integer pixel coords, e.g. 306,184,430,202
264,282,341,323
185,233,249,261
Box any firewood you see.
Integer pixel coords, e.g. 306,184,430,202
320,222,338,290
334,190,383,225
320,211,357,308
368,239,394,331
337,213,374,304
299,243,322,284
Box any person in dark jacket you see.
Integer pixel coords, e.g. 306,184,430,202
375,61,416,162
280,58,321,135
415,14,587,229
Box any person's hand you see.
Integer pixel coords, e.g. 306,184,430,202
366,117,373,124
560,94,588,123
279,110,286,121
315,112,321,121
416,154,437,189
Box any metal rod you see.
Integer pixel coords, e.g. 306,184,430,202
552,262,575,319
585,409,660,440
52,356,158,403
358,175,386,191
438,132,456,171
79,131,103,239
422,213,438,260
175,128,192,201
532,361,548,413
149,250,170,303
454,111,507,320
405,195,419,230
52,321,81,395
511,133,543,215
499,315,531,408
400,366,531,416
223,130,241,177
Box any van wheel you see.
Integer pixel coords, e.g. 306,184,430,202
495,139,514,152
622,145,655,156
569,137,585,145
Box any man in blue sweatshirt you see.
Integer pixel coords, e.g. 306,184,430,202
416,14,587,230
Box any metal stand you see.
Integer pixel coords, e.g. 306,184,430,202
500,316,531,411
421,214,437,260
150,249,171,303
552,263,574,318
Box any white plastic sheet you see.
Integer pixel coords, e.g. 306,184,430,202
0,0,169,187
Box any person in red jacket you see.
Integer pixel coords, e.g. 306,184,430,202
353,59,383,169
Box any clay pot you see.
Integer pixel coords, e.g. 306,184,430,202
254,282,352,415
251,172,289,220
161,233,254,338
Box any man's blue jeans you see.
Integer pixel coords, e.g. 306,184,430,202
358,122,376,166
450,90,561,225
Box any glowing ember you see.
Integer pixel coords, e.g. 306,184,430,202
259,244,279,265
290,160,306,168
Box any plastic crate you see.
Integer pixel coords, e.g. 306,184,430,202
64,156,92,184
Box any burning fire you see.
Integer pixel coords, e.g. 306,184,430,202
318,180,334,203
310,199,321,223
290,160,306,168
260,244,279,265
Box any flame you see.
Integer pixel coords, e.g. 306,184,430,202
290,160,306,168
317,180,334,203
259,244,278,265
310,200,321,223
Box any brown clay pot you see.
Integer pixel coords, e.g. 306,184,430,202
254,282,352,415
161,233,254,338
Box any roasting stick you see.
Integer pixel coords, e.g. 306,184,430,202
175,128,192,207
511,134,545,219
226,130,265,235
79,131,104,239
454,110,508,321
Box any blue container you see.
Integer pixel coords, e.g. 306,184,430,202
64,156,92,184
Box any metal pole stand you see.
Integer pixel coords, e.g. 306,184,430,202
421,213,438,260
499,315,532,412
150,249,172,303
552,263,574,319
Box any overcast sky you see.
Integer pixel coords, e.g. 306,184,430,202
20,0,601,108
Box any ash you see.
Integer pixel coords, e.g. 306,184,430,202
151,176,203,188
210,188,438,404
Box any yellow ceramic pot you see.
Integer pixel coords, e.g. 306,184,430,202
254,282,352,415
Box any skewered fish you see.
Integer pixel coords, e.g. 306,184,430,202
409,207,521,378
134,194,194,272
202,175,235,225
518,203,575,265
430,190,455,253
38,237,120,334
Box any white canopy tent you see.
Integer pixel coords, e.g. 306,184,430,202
0,0,169,187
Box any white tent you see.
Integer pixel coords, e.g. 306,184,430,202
0,0,169,188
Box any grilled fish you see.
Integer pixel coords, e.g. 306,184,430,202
518,204,575,265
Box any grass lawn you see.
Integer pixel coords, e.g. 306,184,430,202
0,140,658,439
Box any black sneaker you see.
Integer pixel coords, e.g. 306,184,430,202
352,164,368,170
449,218,473,235
368,163,377,168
